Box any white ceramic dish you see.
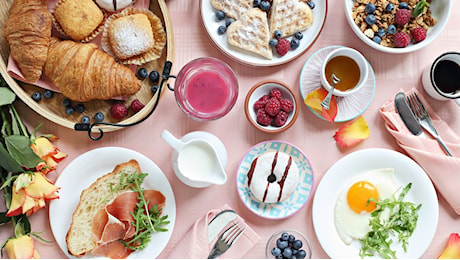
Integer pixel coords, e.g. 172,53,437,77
49,147,176,259
344,0,452,54
236,140,314,219
312,148,438,258
200,0,327,66
299,46,376,122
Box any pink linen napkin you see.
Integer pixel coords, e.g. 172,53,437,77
167,205,260,258
380,89,460,214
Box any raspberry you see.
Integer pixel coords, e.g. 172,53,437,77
270,88,283,100
274,111,289,127
256,109,273,126
393,32,411,48
264,97,281,116
412,27,427,43
110,103,128,120
254,95,270,110
276,39,290,56
130,99,145,113
280,98,294,112
395,9,411,26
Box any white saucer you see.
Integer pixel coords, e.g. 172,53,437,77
299,46,376,122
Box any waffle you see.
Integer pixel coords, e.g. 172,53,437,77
210,0,252,20
226,8,273,60
269,0,314,37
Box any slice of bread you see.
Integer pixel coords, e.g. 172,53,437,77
66,159,141,257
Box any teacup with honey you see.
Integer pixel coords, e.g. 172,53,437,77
321,47,369,97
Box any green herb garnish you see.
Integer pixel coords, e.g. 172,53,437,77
413,0,430,17
359,183,421,259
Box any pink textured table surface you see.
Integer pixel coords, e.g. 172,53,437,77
1,0,460,258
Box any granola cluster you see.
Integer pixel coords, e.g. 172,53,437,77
352,0,437,47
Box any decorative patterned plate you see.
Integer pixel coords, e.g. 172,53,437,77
236,140,314,219
299,45,376,122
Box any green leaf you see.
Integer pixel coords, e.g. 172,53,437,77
0,88,15,106
413,0,430,17
0,142,23,173
0,212,11,224
9,108,20,136
5,135,43,168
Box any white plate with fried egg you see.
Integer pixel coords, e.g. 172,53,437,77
312,148,438,258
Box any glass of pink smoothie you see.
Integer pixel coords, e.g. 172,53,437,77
174,57,239,121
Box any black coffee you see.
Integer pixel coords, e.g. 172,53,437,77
433,59,460,94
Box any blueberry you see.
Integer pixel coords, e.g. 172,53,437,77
253,0,261,7
399,2,409,9
288,234,296,243
63,98,71,107
259,1,270,11
31,91,42,101
292,249,299,256
372,35,382,44
274,29,283,38
283,248,293,258
296,249,307,259
81,115,90,124
388,24,396,34
294,32,303,40
94,112,104,122
276,238,288,250
75,103,85,113
280,232,289,241
271,247,282,257
275,254,283,259
43,90,54,99
217,25,226,35
151,85,159,95
137,68,148,79
307,1,315,9
377,28,386,37
290,38,300,50
215,10,225,21
149,70,160,82
292,240,303,250
225,18,235,27
365,3,376,13
385,3,394,12
65,106,74,115
269,38,278,47
365,14,376,25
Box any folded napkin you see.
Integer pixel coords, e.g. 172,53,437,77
167,205,260,258
380,89,460,214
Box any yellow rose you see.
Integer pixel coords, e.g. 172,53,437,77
30,136,67,174
5,235,40,259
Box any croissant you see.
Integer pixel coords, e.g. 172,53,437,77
44,38,142,102
3,0,52,82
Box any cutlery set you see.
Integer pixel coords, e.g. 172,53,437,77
207,210,245,258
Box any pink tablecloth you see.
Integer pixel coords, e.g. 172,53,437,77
1,0,460,258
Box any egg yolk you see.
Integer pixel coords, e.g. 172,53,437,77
347,181,379,214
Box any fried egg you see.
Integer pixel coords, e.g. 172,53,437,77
334,168,397,245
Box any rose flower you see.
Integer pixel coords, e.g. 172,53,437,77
30,135,67,174
4,235,40,259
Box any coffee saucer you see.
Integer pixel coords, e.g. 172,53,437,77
299,46,376,122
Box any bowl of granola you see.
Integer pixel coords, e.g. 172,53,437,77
345,0,452,53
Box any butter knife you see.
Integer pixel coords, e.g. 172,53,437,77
208,210,237,244
395,92,422,135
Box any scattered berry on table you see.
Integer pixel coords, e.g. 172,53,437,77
385,3,394,12
63,98,71,107
294,32,303,40
110,103,128,120
307,1,315,9
81,115,90,124
149,70,160,82
253,0,261,7
387,24,397,34
269,38,278,47
256,108,272,126
217,25,226,35
225,18,235,27
372,35,382,44
137,68,148,79
412,27,427,43
215,10,225,21
270,88,282,100
259,1,271,12
274,111,288,126
254,94,270,110
31,91,42,101
280,98,293,112
393,31,411,47
65,106,74,115
365,14,376,25
290,38,300,50
43,90,54,99
130,99,145,113
274,29,283,39
276,38,290,56
94,112,104,122
365,3,376,14
399,2,409,9
395,9,411,26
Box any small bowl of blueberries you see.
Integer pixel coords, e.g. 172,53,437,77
266,229,312,259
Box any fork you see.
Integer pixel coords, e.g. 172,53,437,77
406,93,453,157
208,223,245,259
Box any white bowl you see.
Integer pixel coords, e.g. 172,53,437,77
344,0,452,54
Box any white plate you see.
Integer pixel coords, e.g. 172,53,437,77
236,140,314,219
299,45,376,122
200,0,327,66
312,148,438,258
49,147,176,259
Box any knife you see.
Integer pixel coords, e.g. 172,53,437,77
208,209,238,243
395,92,422,135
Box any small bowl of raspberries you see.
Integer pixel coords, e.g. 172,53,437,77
245,80,299,134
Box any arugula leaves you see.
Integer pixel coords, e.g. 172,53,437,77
359,183,421,259
413,0,431,17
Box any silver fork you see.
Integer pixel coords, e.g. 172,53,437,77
406,93,453,157
208,223,245,259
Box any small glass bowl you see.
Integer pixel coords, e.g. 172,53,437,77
265,229,312,259
174,57,239,121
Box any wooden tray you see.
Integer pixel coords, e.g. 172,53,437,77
0,0,174,133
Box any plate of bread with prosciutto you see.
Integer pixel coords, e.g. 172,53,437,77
0,0,173,132
49,147,176,259
200,0,327,66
